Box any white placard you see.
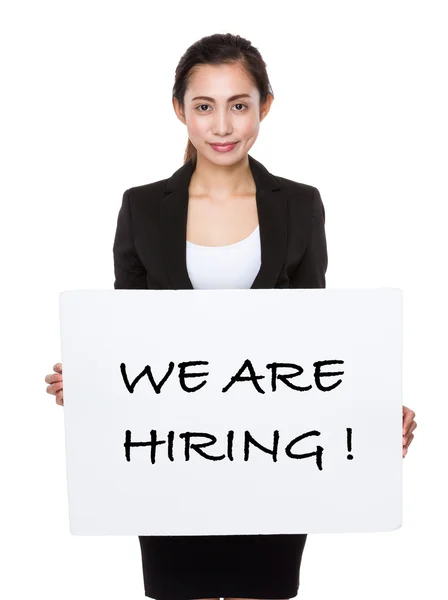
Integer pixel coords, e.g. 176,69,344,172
59,288,402,535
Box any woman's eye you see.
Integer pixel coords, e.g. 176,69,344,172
196,103,248,113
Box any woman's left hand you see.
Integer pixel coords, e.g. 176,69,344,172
402,405,417,458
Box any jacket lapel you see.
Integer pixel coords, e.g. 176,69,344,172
160,153,288,289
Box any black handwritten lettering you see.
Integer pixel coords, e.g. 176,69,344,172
124,428,328,470
244,430,279,461
222,359,266,393
120,362,175,394
285,430,324,471
119,359,345,394
313,360,345,391
120,358,348,471
266,362,312,391
178,432,224,460
124,429,166,464
177,361,209,393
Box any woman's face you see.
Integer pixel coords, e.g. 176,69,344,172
174,62,272,164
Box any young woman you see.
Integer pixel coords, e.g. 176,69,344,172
45,32,417,600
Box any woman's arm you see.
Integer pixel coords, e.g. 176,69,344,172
112,189,148,289
289,186,328,289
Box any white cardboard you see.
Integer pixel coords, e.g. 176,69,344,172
59,288,403,535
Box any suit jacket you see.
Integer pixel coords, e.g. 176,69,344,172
112,153,328,290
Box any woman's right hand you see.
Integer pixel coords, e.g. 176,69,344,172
45,362,64,406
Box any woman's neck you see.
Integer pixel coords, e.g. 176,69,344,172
189,154,256,199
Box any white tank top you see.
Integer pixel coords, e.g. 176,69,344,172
186,225,261,289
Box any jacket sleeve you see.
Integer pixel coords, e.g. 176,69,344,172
289,186,328,289
113,189,148,289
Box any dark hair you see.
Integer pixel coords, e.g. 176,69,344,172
172,33,274,165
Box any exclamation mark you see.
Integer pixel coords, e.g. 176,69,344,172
346,427,354,460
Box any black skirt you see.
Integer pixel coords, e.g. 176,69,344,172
138,533,308,599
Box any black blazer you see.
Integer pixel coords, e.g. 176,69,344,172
113,153,328,290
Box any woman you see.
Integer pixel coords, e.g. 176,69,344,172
45,33,417,600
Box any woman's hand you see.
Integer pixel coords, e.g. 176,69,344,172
402,404,417,458
45,362,64,406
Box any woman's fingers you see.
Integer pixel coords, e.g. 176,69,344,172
45,374,63,396
45,363,64,404
45,363,64,405
45,373,62,385
56,389,64,406
46,382,63,395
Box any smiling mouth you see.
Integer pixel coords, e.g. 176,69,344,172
210,142,238,146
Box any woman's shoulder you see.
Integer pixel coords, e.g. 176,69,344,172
271,173,322,217
273,172,317,196
125,177,168,200
122,177,170,218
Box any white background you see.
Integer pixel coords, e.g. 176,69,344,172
1,0,446,598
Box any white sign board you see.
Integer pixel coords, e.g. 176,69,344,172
59,288,403,536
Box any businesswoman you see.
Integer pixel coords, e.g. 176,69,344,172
45,32,417,600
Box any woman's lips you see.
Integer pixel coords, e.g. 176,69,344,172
210,142,238,153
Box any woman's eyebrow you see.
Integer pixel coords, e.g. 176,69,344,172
191,93,252,102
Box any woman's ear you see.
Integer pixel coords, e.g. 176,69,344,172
260,93,274,122
172,97,187,125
